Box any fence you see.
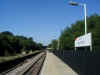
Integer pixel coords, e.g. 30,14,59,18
53,50,100,75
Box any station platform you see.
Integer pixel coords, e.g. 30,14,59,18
40,51,78,75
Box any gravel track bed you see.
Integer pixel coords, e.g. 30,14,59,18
1,52,45,75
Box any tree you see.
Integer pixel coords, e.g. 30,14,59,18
50,40,58,50
0,31,44,56
58,14,100,51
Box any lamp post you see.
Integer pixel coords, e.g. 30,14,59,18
69,1,87,34
69,1,93,51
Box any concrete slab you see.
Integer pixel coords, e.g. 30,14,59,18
40,51,78,75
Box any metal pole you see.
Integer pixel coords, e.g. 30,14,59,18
84,4,87,34
90,33,92,51
75,47,76,51
57,38,60,50
84,4,89,51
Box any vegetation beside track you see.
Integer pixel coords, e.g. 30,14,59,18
0,31,45,56
0,50,40,63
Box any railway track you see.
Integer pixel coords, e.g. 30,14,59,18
23,53,46,75
0,52,46,75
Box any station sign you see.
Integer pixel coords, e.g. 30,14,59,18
75,33,92,47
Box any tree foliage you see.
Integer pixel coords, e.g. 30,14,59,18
48,39,58,50
0,31,44,56
49,14,100,51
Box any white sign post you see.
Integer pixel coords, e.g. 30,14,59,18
75,33,92,51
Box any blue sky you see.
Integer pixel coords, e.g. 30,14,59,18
0,0,100,45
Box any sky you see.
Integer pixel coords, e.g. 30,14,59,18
0,0,100,45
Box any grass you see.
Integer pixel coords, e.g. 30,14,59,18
0,50,40,63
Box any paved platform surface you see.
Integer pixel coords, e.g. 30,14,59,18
40,51,78,75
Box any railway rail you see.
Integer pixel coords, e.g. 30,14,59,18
0,52,46,75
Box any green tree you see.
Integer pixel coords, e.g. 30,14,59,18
50,40,58,50
0,31,44,56
59,14,100,51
